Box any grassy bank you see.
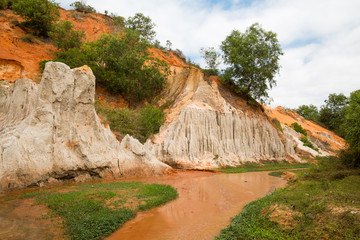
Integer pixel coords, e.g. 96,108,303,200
19,181,178,240
216,157,360,239
217,161,314,174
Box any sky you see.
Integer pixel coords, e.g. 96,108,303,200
57,0,360,108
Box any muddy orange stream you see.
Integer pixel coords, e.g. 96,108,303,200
106,171,286,240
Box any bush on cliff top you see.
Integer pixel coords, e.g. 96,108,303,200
12,0,60,37
52,31,169,103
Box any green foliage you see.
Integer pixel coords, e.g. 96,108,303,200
291,122,307,136
319,93,348,136
300,136,319,151
295,104,319,121
220,23,283,104
12,0,60,37
95,102,165,143
70,0,96,13
165,40,172,50
22,181,177,240
109,13,125,27
217,161,360,240
341,90,360,168
0,0,11,9
49,20,85,50
268,171,283,177
139,105,165,141
218,162,314,174
52,31,169,103
200,47,221,75
125,13,156,43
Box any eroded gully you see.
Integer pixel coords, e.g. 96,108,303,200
106,170,286,240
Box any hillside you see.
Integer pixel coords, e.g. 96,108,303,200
0,7,346,191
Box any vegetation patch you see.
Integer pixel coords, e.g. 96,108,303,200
268,171,284,177
217,162,314,174
291,122,307,136
300,136,319,152
20,181,178,240
95,101,164,143
216,157,360,240
271,118,283,132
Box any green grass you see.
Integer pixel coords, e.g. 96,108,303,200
21,181,178,240
216,157,360,240
217,162,314,174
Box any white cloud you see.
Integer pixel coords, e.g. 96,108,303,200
57,0,360,108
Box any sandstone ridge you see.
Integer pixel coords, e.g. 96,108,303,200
0,62,170,192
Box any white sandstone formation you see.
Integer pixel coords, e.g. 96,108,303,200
0,62,170,191
148,68,300,169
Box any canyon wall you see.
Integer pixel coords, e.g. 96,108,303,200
0,62,170,191
148,68,299,169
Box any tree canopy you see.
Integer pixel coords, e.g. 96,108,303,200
340,90,360,167
295,104,319,121
318,93,348,136
125,13,156,43
200,47,221,75
220,23,283,104
53,31,169,103
49,20,85,50
12,0,60,37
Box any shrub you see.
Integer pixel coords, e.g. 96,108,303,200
12,0,60,37
95,103,165,143
70,0,96,13
139,105,165,140
291,122,307,136
300,136,318,151
49,20,85,50
53,32,169,103
271,118,283,132
109,13,125,27
0,0,11,9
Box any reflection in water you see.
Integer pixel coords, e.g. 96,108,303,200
106,171,286,240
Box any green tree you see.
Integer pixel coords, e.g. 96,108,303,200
341,90,360,168
220,23,283,104
125,13,156,43
166,40,172,51
319,93,347,135
200,47,221,75
12,0,60,37
295,104,319,120
49,20,85,50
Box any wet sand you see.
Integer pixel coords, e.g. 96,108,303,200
106,171,286,240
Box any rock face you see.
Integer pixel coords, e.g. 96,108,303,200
0,62,170,191
148,68,299,168
264,106,345,157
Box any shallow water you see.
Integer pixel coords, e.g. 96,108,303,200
106,171,286,240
